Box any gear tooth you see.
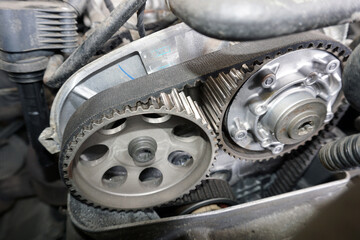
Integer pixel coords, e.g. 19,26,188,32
60,88,216,210
170,88,183,111
207,76,227,106
201,41,349,161
160,92,172,109
60,38,350,210
202,86,222,115
186,96,201,120
178,91,193,115
150,96,160,108
215,73,232,98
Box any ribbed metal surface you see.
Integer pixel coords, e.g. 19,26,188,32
36,9,78,51
320,133,360,171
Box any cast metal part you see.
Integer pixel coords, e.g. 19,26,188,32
62,89,217,210
61,32,350,209
201,45,349,161
40,23,229,154
265,112,347,197
226,49,341,157
0,1,78,53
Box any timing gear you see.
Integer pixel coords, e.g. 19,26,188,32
61,89,217,210
200,36,350,161
59,30,350,210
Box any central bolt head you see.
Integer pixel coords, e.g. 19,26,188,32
297,122,314,136
128,136,157,164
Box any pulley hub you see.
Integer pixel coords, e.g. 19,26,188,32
226,49,342,155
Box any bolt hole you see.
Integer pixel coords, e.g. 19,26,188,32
79,145,108,162
100,118,127,135
172,124,199,138
168,150,194,167
142,114,171,124
139,167,163,188
102,166,127,187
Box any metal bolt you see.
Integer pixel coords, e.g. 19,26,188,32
231,120,247,141
255,104,268,116
231,128,247,141
262,73,276,88
297,123,314,136
326,60,340,73
271,145,284,155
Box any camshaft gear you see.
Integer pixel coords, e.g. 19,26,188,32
59,31,351,210
60,89,217,210
201,41,350,161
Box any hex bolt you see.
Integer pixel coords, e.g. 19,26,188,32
326,59,340,73
254,104,268,116
297,122,314,136
262,73,276,88
230,119,247,141
271,144,284,155
231,128,247,141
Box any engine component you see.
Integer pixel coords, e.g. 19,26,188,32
0,1,78,54
201,39,350,161
226,50,341,158
68,179,236,227
160,178,236,209
343,42,360,112
166,0,360,41
265,100,349,196
171,197,237,215
68,172,350,240
60,31,350,210
319,133,360,171
61,89,216,210
0,1,79,171
40,23,229,153
45,0,147,88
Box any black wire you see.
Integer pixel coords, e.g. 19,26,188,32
136,2,146,38
104,0,177,33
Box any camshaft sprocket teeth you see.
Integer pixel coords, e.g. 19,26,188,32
200,41,351,161
60,89,217,211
